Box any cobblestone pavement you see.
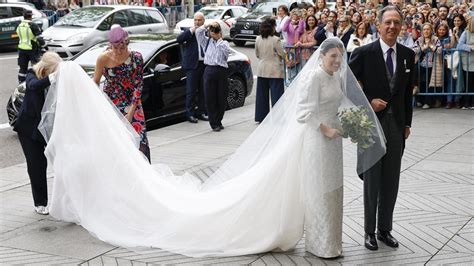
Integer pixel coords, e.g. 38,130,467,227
1,102,473,265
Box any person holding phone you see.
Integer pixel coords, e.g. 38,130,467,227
347,21,372,53
275,5,290,45
193,22,231,132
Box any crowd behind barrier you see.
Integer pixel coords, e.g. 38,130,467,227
275,0,474,109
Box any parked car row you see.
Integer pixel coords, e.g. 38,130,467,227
0,2,49,46
42,5,169,58
7,33,254,128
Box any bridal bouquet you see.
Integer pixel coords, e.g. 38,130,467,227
337,106,376,149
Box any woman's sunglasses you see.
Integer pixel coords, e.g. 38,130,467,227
111,39,130,49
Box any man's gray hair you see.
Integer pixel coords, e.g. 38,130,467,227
194,12,205,19
377,5,403,23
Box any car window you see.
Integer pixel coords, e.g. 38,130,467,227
0,7,9,19
148,44,181,71
11,7,24,17
200,8,225,19
112,10,129,27
232,8,243,17
55,7,113,28
146,10,164,23
222,9,233,18
97,14,113,31
129,9,149,26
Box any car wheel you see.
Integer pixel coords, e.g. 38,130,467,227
6,97,17,127
233,40,246,47
227,75,246,109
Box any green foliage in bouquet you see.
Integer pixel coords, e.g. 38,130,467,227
337,106,376,149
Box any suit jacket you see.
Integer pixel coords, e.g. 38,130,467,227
177,29,203,71
314,24,338,45
13,69,51,142
338,26,355,48
349,40,415,130
255,35,284,79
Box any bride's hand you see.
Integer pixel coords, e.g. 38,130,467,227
320,123,340,139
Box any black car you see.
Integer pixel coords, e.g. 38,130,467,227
229,0,313,47
6,33,253,128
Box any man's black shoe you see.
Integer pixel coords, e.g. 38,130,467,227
377,231,399,248
365,233,378,250
187,116,198,123
212,126,221,132
197,114,209,121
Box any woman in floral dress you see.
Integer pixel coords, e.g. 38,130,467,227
93,25,150,162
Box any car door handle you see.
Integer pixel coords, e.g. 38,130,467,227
180,76,186,81
147,28,152,32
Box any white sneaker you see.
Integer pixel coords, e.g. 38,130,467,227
461,106,469,110
34,206,49,215
422,104,430,109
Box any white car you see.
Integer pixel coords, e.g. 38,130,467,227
173,5,247,40
42,5,168,58
0,3,49,31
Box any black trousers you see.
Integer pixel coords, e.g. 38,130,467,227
18,49,40,83
185,61,206,117
203,65,228,128
363,113,404,234
254,77,284,123
17,133,48,207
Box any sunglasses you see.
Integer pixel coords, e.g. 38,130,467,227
111,39,130,49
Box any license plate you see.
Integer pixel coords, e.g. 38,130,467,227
241,29,253,34
2,26,15,32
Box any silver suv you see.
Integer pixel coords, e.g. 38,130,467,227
42,5,168,58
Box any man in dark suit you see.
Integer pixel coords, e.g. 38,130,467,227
177,12,208,123
349,6,415,251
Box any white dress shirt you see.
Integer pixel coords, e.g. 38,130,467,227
379,38,397,72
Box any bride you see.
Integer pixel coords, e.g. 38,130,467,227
38,38,385,258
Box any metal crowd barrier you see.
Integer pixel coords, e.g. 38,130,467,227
415,48,473,97
283,45,318,86
41,9,68,27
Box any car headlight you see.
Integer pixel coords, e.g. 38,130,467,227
66,32,88,44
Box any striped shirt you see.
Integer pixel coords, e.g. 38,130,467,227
195,26,230,68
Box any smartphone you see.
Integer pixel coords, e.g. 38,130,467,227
272,8,277,16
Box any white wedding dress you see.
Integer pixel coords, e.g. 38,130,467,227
38,38,385,258
296,67,343,258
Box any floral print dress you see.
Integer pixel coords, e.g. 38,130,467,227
103,50,150,161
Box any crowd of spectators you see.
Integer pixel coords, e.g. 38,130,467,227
270,0,474,110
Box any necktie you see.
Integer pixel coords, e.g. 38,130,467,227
386,48,394,77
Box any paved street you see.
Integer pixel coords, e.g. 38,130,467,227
0,96,472,264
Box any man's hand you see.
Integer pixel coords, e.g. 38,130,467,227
404,127,411,139
370,98,387,112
